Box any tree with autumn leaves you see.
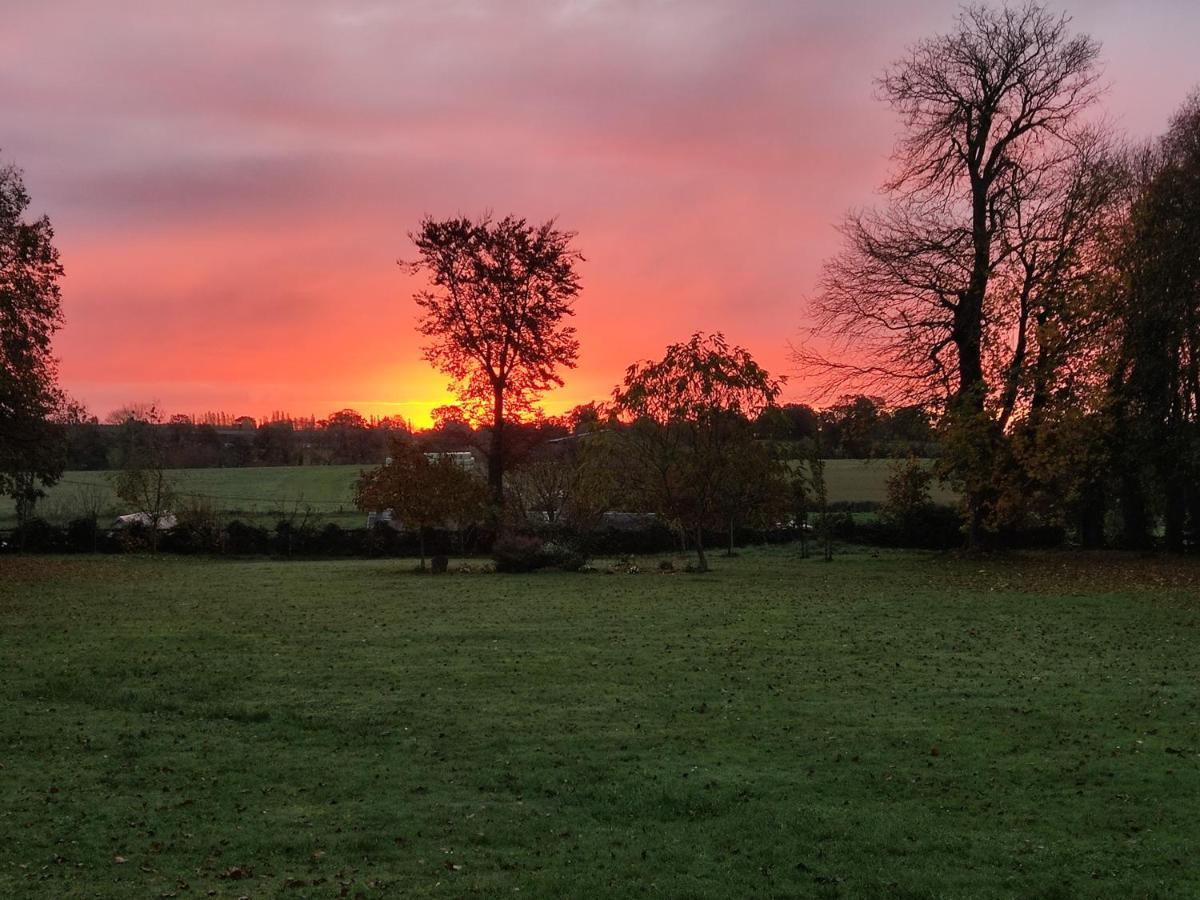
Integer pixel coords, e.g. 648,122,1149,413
353,440,488,571
610,333,786,572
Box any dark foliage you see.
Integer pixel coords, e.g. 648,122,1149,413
492,533,550,573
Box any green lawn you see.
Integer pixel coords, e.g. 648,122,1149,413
1,459,956,529
2,548,1197,897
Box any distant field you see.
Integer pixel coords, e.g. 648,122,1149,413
0,459,956,529
0,466,367,529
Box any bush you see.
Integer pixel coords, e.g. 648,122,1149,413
852,504,962,549
430,554,449,574
11,518,65,553
167,501,222,554
116,521,156,553
493,534,549,573
223,520,270,555
160,522,220,555
314,523,351,556
548,545,589,572
65,517,99,553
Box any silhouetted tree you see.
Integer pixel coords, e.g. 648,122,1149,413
611,333,781,572
111,406,175,552
801,2,1107,546
254,420,296,465
405,214,583,508
0,157,66,525
1109,91,1200,550
713,438,789,556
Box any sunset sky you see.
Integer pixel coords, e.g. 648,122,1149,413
5,1,1198,427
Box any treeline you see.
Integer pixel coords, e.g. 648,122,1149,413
64,409,414,470
755,397,936,458
61,394,935,472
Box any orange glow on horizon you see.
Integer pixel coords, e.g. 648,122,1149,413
8,2,1191,422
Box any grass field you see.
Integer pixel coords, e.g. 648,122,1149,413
2,548,1198,897
0,459,957,529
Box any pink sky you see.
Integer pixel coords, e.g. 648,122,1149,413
4,1,1197,425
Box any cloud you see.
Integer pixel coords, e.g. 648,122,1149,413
3,0,1196,421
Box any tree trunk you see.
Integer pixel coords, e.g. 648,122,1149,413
694,525,708,572
489,385,505,509
726,518,736,557
967,504,985,552
1078,481,1106,549
955,183,992,550
418,527,427,571
1118,472,1151,550
1164,483,1186,553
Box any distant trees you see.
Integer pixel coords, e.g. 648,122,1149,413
254,420,297,465
755,397,934,458
0,157,67,527
353,440,488,570
405,215,583,507
803,2,1117,546
712,437,789,557
611,333,782,572
112,406,175,551
320,408,378,464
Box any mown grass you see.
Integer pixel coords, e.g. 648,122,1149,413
0,459,956,529
1,548,1197,897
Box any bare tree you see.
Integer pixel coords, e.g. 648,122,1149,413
509,452,575,525
800,2,1106,544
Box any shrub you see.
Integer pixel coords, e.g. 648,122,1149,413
493,534,548,573
65,517,99,553
555,548,589,572
11,518,65,553
314,523,351,556
117,521,155,553
223,520,270,555
430,554,449,574
160,522,219,555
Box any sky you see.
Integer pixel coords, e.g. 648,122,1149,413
4,1,1198,427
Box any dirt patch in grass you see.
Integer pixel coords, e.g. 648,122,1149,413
0,556,135,589
937,550,1200,602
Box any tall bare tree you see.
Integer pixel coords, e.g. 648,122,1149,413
405,215,583,508
801,3,1107,544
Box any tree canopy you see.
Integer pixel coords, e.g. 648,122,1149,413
801,2,1113,545
0,157,66,523
406,214,583,506
611,333,783,571
354,439,488,569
